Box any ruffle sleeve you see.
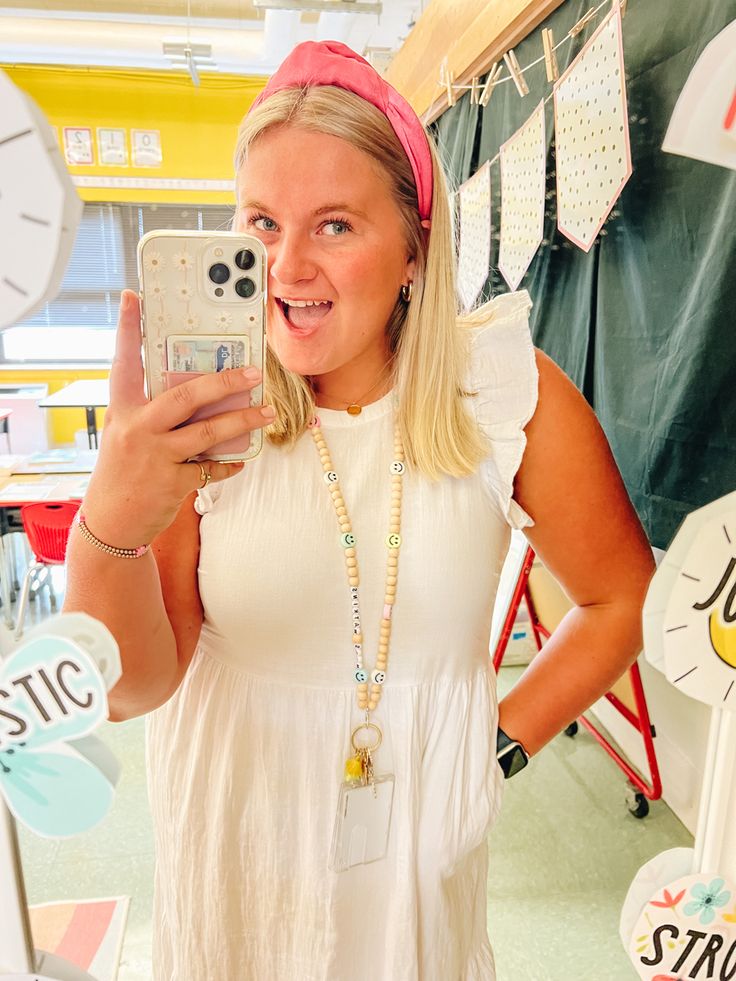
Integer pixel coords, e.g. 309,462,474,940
468,290,539,530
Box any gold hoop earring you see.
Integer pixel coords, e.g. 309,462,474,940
400,282,413,303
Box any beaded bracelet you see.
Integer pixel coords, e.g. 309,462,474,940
76,512,150,559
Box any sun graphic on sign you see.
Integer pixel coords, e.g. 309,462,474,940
662,514,736,707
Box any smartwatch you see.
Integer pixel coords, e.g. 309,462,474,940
496,726,530,779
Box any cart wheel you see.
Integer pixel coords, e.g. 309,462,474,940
626,790,650,819
564,721,579,737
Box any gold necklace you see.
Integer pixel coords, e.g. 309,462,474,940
314,359,395,415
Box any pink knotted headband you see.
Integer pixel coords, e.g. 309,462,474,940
250,40,434,221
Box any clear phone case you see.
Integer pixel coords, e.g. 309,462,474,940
138,229,267,463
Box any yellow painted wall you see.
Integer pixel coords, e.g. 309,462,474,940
0,369,109,446
3,65,265,204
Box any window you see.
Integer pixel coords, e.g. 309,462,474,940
1,202,235,364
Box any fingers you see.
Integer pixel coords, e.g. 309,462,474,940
148,366,263,434
166,401,275,461
109,290,146,409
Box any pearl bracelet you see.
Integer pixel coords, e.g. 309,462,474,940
76,512,150,559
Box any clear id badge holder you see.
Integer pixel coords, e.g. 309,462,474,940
329,722,395,873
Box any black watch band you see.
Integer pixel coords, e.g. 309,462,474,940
496,726,530,779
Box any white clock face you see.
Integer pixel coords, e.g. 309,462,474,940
662,509,736,707
0,69,82,330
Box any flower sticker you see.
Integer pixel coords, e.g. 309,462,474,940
143,251,165,273
176,284,193,301
150,283,167,300
172,250,193,270
684,878,731,925
0,632,118,837
183,312,200,332
215,312,232,328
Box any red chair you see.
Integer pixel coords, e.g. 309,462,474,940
14,501,80,639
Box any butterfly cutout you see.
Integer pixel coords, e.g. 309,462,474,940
0,628,120,838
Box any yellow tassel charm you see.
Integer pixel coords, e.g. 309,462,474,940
344,754,364,783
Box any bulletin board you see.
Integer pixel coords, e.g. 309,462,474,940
432,0,736,551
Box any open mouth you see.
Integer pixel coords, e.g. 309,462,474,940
276,298,333,331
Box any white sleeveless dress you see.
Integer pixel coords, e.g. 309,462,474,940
145,290,538,980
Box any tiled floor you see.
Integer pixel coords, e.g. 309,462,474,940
11,574,692,981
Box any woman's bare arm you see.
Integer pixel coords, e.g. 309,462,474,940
62,289,270,721
498,348,656,756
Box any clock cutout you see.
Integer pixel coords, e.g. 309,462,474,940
644,491,736,709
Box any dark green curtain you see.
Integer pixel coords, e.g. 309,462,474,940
431,0,736,549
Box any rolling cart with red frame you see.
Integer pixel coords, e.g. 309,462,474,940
492,541,662,818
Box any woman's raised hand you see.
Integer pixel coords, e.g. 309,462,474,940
81,288,273,548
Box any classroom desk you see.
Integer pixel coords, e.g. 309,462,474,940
38,379,110,449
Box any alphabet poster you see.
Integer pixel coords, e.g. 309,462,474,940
628,872,736,979
499,101,546,291
457,161,491,312
553,5,632,251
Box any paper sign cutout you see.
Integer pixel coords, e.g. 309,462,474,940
457,161,491,312
0,69,83,330
0,616,121,837
621,847,696,949
628,872,736,980
643,490,736,708
553,5,632,251
663,19,736,172
499,101,546,291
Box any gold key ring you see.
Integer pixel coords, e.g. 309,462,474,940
351,722,382,753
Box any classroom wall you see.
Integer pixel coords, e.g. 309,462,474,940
2,65,265,204
0,369,108,446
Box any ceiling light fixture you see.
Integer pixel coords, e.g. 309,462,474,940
253,0,382,14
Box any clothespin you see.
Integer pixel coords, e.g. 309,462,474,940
541,28,559,83
570,7,596,36
479,62,504,108
503,49,529,97
440,57,456,107
470,77,480,105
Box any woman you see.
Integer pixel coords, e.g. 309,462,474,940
65,40,655,980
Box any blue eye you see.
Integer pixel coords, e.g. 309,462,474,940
323,220,352,236
251,215,278,232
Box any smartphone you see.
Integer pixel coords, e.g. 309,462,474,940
137,229,267,463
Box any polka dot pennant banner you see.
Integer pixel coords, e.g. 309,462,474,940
553,5,632,252
457,161,491,312
498,100,546,291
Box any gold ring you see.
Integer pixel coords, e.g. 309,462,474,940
197,462,212,488
351,722,382,753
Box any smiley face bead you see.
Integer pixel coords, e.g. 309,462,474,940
341,532,356,547
371,669,386,685
355,669,368,683
386,533,401,548
390,461,405,475
324,471,338,484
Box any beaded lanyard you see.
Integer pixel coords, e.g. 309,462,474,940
308,414,404,789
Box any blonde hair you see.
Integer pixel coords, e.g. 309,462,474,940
234,86,489,479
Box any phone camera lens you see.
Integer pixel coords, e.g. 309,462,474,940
234,249,255,270
235,277,256,299
208,262,230,285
